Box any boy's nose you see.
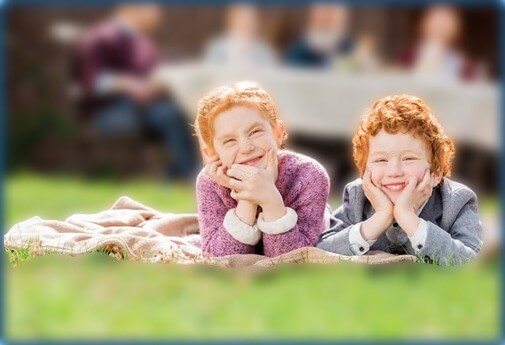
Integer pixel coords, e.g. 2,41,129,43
386,161,403,177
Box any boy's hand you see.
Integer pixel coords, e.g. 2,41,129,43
394,169,433,216
362,168,394,221
204,155,234,189
393,169,434,236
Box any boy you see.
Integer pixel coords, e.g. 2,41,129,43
317,94,482,265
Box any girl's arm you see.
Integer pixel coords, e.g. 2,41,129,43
197,173,259,257
260,162,330,257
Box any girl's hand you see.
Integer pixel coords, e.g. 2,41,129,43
204,155,234,189
362,168,394,222
226,149,281,208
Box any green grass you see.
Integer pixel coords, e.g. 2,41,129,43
3,172,500,340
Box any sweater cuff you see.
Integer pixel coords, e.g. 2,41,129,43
349,222,376,255
408,218,429,254
257,207,298,235
223,209,262,245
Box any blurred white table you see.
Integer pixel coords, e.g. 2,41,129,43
154,63,498,150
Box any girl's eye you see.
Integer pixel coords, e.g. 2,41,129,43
403,157,417,161
373,158,387,163
223,139,236,145
250,129,263,136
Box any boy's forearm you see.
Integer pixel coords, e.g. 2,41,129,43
394,210,420,237
235,200,258,225
360,211,393,241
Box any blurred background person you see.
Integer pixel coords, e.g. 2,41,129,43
285,3,355,70
397,5,484,81
73,4,197,179
203,4,278,67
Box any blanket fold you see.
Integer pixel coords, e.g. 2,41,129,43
4,196,417,267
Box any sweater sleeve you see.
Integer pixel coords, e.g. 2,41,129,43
261,161,330,257
196,173,256,257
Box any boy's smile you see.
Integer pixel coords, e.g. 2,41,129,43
367,130,437,203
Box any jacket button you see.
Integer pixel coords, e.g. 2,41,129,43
393,222,398,227
359,247,364,252
417,244,423,250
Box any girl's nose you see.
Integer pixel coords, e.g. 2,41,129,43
239,138,255,153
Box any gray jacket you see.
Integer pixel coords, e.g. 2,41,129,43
317,178,483,265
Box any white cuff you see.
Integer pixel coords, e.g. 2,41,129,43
94,72,117,95
223,209,262,245
409,219,429,253
349,222,376,255
257,207,298,235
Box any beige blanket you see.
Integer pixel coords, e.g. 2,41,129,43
4,196,417,267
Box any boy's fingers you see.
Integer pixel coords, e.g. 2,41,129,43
417,169,431,190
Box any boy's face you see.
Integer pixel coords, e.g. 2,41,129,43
367,130,435,204
211,106,280,168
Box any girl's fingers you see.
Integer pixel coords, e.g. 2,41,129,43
265,149,277,172
230,190,249,201
228,177,245,191
227,164,258,180
203,154,219,164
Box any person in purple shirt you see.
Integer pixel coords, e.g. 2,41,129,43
193,81,331,257
73,4,197,179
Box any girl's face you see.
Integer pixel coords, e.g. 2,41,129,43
366,130,439,204
211,106,282,168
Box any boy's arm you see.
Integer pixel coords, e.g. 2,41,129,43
409,190,483,265
316,181,391,256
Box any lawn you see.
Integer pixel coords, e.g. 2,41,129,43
3,172,500,340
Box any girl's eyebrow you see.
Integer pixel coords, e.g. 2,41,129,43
246,122,265,131
216,122,265,141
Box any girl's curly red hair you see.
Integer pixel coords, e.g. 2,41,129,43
353,94,455,178
194,81,287,153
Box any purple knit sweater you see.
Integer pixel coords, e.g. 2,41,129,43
196,150,330,257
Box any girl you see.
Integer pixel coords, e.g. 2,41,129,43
194,81,330,257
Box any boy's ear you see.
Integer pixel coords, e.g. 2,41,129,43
432,171,443,187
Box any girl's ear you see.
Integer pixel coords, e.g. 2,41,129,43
274,120,287,146
201,146,216,164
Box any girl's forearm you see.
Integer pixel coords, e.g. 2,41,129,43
235,200,258,225
260,190,286,222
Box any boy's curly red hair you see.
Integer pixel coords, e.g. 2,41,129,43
194,81,287,152
353,94,455,178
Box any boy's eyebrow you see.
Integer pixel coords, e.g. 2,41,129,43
369,149,423,156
